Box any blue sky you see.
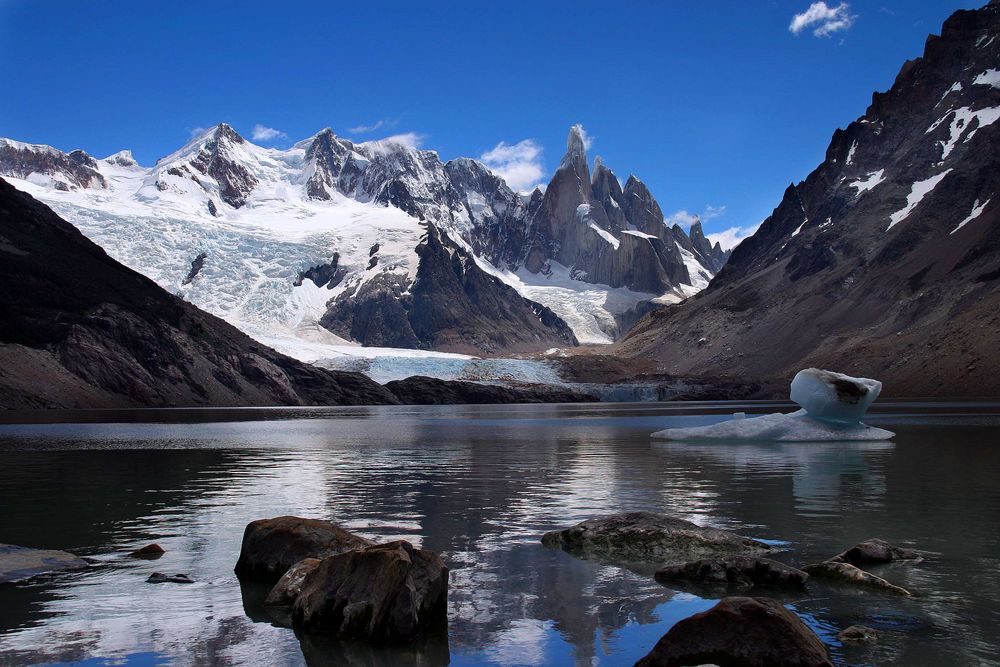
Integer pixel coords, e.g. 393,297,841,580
0,0,983,246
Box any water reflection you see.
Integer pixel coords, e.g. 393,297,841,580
0,405,998,666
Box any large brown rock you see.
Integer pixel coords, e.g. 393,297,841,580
265,558,322,607
831,538,921,566
541,512,776,563
634,597,833,667
292,540,448,642
655,556,808,591
802,561,911,596
234,516,372,582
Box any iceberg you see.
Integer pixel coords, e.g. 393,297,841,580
651,368,895,442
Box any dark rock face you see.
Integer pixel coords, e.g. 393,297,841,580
802,561,911,596
0,140,105,190
291,540,448,643
186,124,258,208
541,512,776,563
264,557,322,607
147,572,193,584
128,544,165,559
322,225,578,354
655,556,809,591
619,2,1000,397
234,516,373,582
385,376,598,405
634,597,833,667
0,543,89,583
182,252,207,285
0,179,400,409
838,625,878,643
294,253,345,289
832,538,921,566
688,220,730,273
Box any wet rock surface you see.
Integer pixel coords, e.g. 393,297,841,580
831,538,922,566
234,516,373,582
147,572,193,584
838,625,878,643
802,561,911,596
292,540,448,643
264,558,322,607
655,556,808,592
128,544,165,559
0,543,89,583
634,596,833,667
541,512,776,563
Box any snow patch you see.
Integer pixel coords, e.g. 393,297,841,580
848,169,885,194
887,170,952,231
951,198,991,234
973,69,1000,89
927,106,1000,160
845,140,858,165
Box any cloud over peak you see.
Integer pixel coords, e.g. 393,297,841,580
481,139,546,193
251,124,288,142
790,2,856,38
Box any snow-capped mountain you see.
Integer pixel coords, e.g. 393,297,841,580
621,1,1000,396
0,123,725,359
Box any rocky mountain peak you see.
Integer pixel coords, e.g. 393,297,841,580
103,150,138,167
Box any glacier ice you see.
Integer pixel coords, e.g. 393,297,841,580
651,368,894,442
789,368,881,425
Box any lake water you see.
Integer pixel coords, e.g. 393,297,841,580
1,401,998,666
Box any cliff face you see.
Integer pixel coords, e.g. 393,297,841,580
0,178,398,409
619,2,1000,397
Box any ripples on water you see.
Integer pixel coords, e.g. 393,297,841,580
0,402,999,666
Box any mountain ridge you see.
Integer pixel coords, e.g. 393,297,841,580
619,1,1000,397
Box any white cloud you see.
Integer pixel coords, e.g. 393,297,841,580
251,124,288,142
480,139,546,192
383,132,424,149
188,126,208,138
789,2,856,37
575,124,594,151
349,119,399,134
707,223,762,251
665,205,727,228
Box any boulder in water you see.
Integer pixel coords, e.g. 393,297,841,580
802,560,911,596
128,544,165,559
831,538,922,566
541,512,776,563
264,558,322,607
234,516,373,582
291,540,448,642
655,556,809,591
147,572,193,584
634,596,833,667
838,625,878,643
0,543,89,583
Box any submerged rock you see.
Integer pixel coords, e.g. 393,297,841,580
790,368,882,425
831,538,922,566
147,572,193,584
234,516,373,582
0,543,89,583
292,540,448,642
634,596,833,667
541,512,776,563
128,544,165,559
838,625,878,643
265,558,322,607
655,556,809,591
802,561,911,596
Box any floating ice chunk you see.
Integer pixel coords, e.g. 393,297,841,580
651,368,894,442
650,410,894,442
790,368,881,425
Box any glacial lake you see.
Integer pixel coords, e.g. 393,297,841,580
0,401,998,666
